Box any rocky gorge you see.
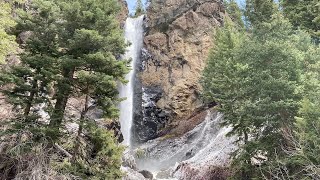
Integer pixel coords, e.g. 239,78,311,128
1,0,317,179
134,0,226,143
0,0,236,179
118,0,237,179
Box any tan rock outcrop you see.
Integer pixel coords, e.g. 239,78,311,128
141,0,225,129
117,0,129,27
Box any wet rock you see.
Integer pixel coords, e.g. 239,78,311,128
185,149,194,158
122,152,138,170
135,111,237,173
173,163,231,180
105,120,124,143
156,168,173,179
139,170,153,179
122,167,147,180
133,86,170,143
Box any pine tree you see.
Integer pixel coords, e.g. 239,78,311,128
202,15,304,179
201,18,247,108
49,0,128,137
50,1,128,176
0,0,128,178
225,0,244,28
0,0,61,138
134,0,145,17
0,1,18,63
283,36,320,179
281,0,320,41
245,0,276,27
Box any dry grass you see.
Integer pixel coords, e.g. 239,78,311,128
0,140,77,180
0,93,14,122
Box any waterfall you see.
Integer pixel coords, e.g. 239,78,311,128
119,15,144,146
135,111,236,173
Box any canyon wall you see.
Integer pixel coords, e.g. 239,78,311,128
133,0,226,143
117,0,129,27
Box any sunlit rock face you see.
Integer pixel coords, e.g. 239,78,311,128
135,0,226,142
117,0,129,27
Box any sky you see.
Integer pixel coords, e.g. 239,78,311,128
126,0,147,14
126,0,246,14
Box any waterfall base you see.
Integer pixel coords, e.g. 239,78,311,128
122,110,237,180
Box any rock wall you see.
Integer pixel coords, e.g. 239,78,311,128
134,0,226,142
117,0,129,28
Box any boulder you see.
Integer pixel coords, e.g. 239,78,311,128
139,170,154,179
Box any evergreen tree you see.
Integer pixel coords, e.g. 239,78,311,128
202,15,304,179
49,0,128,137
1,0,61,138
261,33,320,179
134,0,145,17
282,36,320,179
201,18,247,109
281,0,320,41
225,0,244,28
245,0,277,27
0,0,128,178
0,1,18,63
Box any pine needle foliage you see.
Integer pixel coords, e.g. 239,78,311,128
0,0,128,179
0,1,18,63
201,15,311,179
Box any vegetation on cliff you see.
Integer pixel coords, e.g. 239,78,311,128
0,0,128,179
134,0,145,17
202,0,320,179
0,1,18,63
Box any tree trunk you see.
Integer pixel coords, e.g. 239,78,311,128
72,88,89,163
50,68,74,128
24,79,38,116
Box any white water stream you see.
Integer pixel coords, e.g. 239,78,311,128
119,15,144,146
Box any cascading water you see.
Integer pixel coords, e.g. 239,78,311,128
119,15,236,180
119,15,144,147
133,111,237,179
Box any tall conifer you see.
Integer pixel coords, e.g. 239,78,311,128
245,0,276,27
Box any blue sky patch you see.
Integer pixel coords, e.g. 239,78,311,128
126,0,246,14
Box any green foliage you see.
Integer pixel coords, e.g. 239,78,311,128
225,0,244,28
0,0,128,179
134,0,145,17
202,15,309,179
134,148,146,158
6,0,128,137
0,2,18,63
245,0,277,27
57,124,124,179
1,0,61,135
259,36,320,180
281,0,320,40
282,39,320,179
50,0,128,130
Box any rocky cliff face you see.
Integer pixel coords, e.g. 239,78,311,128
117,0,129,27
134,0,226,142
